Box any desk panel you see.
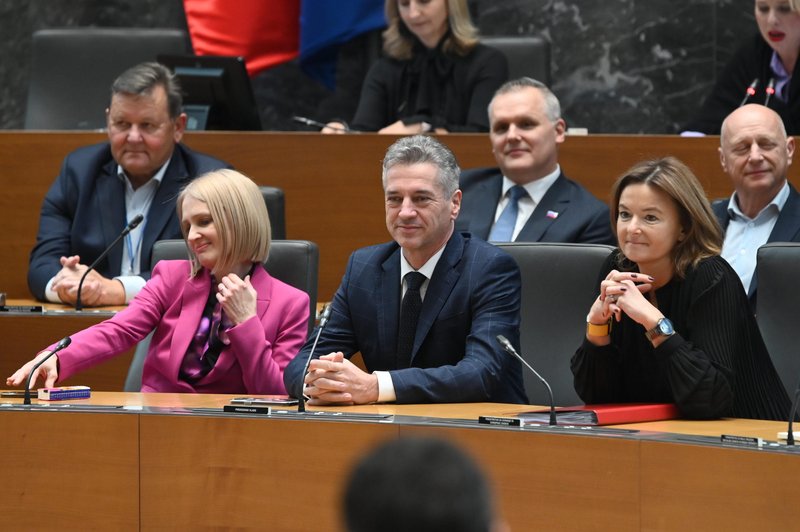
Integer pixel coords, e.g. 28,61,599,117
0,410,139,530
0,312,134,391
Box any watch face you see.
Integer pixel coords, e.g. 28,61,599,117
658,318,674,335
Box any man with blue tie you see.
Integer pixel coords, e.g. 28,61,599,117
456,78,614,244
283,135,527,405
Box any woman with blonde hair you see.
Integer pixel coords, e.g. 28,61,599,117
8,169,309,394
323,0,507,134
572,157,789,420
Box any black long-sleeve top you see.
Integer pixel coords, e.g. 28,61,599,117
350,41,508,132
571,253,790,421
684,32,800,135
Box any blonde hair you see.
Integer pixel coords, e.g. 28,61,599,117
383,0,478,60
610,157,723,279
177,169,271,278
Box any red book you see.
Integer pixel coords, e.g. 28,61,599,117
517,403,681,426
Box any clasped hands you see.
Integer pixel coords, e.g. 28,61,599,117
51,255,125,306
303,352,379,405
587,270,661,330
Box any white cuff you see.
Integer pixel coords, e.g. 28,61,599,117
375,371,397,403
114,275,146,303
44,277,63,303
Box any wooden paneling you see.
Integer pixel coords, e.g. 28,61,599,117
0,131,778,302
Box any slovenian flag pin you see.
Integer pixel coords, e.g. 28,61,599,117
546,210,559,219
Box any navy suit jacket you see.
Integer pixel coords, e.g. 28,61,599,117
455,167,615,245
283,232,528,404
28,142,230,301
712,183,800,307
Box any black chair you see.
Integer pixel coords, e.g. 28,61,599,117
25,27,190,129
495,242,614,406
482,35,551,85
123,239,319,391
260,186,286,240
755,243,800,397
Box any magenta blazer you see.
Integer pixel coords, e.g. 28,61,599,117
55,260,310,394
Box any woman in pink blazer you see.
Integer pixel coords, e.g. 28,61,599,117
8,169,309,394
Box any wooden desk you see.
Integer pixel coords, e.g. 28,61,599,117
0,300,133,390
1,131,772,302
1,392,797,531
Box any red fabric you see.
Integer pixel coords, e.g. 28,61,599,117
183,0,300,75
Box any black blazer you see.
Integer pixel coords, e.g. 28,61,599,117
712,183,800,306
28,142,230,301
456,167,615,245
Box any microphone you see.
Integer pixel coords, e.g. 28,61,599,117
764,78,776,107
23,336,71,405
496,334,557,426
785,379,800,445
739,78,759,107
297,303,333,413
292,115,350,133
75,214,144,311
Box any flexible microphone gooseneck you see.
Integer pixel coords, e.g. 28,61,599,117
75,214,144,311
786,384,800,445
764,78,776,107
739,78,759,107
496,334,557,426
292,115,350,132
23,336,72,405
297,303,333,413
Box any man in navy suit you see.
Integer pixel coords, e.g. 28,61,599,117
715,103,800,307
456,78,614,245
28,62,230,306
284,135,527,404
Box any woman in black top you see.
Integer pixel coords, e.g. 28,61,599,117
323,0,507,135
572,157,789,420
684,0,800,134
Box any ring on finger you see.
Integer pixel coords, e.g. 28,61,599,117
607,294,618,303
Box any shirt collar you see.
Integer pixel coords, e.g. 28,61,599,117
116,158,170,186
400,241,447,281
727,180,790,221
501,164,561,204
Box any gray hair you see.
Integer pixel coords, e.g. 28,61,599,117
488,77,561,123
382,135,460,198
111,62,183,119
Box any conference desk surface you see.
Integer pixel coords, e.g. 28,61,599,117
1,392,797,531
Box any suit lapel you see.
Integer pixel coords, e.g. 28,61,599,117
96,160,127,270
468,177,503,239
380,248,402,362
768,185,800,242
141,147,191,269
167,268,211,379
517,174,570,242
411,233,464,363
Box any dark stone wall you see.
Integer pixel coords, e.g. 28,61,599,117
0,0,754,133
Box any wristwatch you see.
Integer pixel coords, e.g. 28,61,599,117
645,318,675,342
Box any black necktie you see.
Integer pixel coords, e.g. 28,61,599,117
397,272,426,369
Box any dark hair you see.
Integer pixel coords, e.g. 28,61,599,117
610,156,722,278
111,61,182,119
343,437,494,532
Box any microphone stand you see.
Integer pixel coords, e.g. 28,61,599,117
496,334,557,426
297,304,332,413
76,214,143,311
23,337,72,405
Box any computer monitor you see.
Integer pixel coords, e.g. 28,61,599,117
157,54,262,131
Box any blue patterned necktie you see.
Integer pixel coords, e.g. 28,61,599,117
489,185,528,242
397,272,426,369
